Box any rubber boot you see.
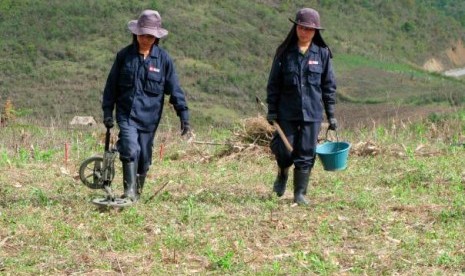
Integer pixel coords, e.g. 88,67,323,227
293,169,310,205
136,174,146,200
273,167,289,197
122,162,137,202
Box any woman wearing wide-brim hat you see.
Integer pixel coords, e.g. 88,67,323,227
102,10,191,203
266,8,338,205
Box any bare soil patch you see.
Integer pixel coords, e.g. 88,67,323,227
336,103,454,130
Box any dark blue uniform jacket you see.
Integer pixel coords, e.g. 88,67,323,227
266,43,336,122
102,44,189,132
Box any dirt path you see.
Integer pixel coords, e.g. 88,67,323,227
337,103,455,130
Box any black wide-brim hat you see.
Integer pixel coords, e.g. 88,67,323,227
289,8,324,30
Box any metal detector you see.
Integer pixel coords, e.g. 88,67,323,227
79,127,133,207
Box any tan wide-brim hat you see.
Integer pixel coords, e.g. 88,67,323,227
289,8,324,30
128,10,168,38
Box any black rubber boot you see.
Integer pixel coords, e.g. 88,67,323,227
136,174,146,200
122,162,137,202
273,167,289,197
293,169,310,205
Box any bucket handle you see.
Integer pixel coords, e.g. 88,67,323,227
324,128,339,143
324,128,342,151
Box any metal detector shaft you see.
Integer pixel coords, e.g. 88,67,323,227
104,127,111,152
102,127,115,195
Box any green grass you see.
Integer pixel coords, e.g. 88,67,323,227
1,112,465,274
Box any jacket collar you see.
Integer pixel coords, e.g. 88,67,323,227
130,43,160,58
290,42,320,55
309,42,319,54
149,45,160,58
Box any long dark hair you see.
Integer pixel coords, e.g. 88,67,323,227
274,26,297,62
273,24,332,61
132,34,160,46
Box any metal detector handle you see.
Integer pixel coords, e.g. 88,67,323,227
104,127,111,152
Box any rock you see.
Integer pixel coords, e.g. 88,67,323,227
70,116,97,126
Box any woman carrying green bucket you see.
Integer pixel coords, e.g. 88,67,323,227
266,7,338,205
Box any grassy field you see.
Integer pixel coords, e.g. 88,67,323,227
1,112,465,275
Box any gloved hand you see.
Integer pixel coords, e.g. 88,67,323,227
181,120,191,136
329,118,338,131
266,112,278,125
104,117,114,129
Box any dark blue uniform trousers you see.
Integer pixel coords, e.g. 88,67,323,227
117,120,156,176
271,120,321,171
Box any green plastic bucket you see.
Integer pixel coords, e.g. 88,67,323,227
316,140,351,171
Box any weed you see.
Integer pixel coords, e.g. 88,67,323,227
308,252,335,275
159,191,173,201
32,147,56,162
163,225,188,263
353,190,377,210
439,208,465,224
0,149,11,166
180,195,200,224
122,207,145,226
17,147,30,163
272,261,281,274
206,248,234,270
31,188,55,207
264,194,279,221
436,251,461,267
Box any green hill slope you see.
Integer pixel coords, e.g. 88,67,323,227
1,0,465,129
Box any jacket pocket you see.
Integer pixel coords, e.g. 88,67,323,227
282,66,298,90
307,65,322,86
144,72,164,96
118,70,134,88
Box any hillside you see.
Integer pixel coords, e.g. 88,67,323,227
1,0,465,129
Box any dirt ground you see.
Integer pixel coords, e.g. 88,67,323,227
336,103,455,130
